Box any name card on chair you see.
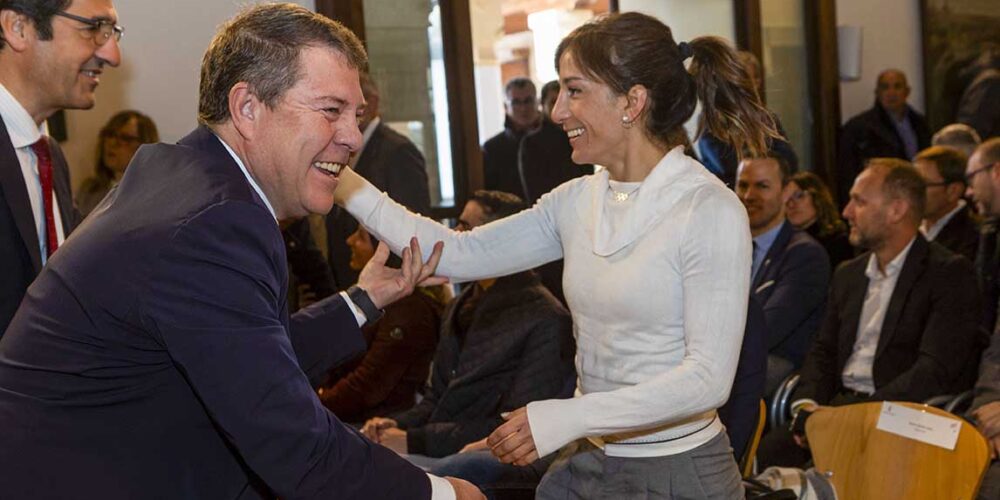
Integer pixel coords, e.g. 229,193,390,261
875,402,961,450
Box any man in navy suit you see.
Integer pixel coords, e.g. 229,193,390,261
0,4,481,499
0,0,118,335
737,154,831,395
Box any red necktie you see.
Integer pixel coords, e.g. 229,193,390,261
29,137,59,258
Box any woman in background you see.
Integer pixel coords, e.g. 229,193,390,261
75,110,158,216
345,12,780,498
786,171,854,269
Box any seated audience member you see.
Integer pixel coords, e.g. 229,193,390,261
786,172,855,269
837,69,931,206
698,50,798,188
317,225,445,423
758,158,982,468
736,155,830,394
75,110,158,216
970,325,1000,500
932,123,982,158
361,190,575,460
914,146,979,261
968,139,1000,344
282,217,337,313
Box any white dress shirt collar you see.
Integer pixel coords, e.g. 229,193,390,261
921,199,966,241
865,236,916,281
213,134,277,220
0,82,44,147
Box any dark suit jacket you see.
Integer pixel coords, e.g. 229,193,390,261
753,220,831,366
933,204,979,263
0,119,77,336
393,272,575,458
837,102,931,206
719,295,767,461
797,235,983,405
0,127,430,499
326,121,431,289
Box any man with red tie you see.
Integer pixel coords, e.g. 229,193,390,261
0,0,121,335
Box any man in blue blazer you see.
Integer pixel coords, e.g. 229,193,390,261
0,4,479,499
737,155,831,395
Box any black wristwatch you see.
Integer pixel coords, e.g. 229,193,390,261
347,285,385,324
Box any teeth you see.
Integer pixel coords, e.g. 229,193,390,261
567,127,584,138
313,162,344,176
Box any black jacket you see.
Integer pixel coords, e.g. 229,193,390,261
393,272,575,458
837,101,931,205
932,204,980,263
797,236,983,405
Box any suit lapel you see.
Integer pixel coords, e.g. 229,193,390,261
840,258,869,362
0,119,42,273
753,220,793,291
875,236,928,359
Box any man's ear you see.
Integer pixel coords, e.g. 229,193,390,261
886,197,909,225
946,182,965,203
228,82,260,140
0,11,32,52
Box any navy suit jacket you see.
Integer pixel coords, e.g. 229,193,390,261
0,118,77,336
752,220,830,366
0,127,431,499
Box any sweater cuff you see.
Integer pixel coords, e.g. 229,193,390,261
527,398,587,458
406,427,428,456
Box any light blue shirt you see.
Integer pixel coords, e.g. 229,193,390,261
751,221,784,283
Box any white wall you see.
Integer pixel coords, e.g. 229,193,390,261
618,0,735,43
836,0,924,123
60,0,314,192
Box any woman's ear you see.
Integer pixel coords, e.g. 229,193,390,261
624,84,650,123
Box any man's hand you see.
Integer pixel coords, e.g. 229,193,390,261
357,238,446,310
445,477,486,500
459,438,489,454
790,403,822,449
487,407,538,466
360,417,398,443
379,427,408,454
973,401,1000,459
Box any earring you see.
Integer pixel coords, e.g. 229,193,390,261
621,116,633,129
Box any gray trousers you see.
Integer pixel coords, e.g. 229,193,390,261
536,431,743,499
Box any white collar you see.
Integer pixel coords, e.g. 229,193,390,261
921,199,966,240
214,134,277,220
865,236,916,280
0,82,45,148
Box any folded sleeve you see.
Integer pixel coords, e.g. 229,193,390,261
144,200,430,499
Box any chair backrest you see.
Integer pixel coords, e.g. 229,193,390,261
740,399,767,478
805,402,991,500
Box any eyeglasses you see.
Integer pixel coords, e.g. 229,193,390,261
923,180,952,189
965,163,996,183
104,131,141,145
507,97,537,107
788,190,809,203
54,11,124,45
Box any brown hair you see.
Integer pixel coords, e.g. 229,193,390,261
555,12,780,158
469,190,526,222
914,145,968,186
866,158,926,223
198,3,367,125
0,0,71,48
94,110,159,181
790,171,845,237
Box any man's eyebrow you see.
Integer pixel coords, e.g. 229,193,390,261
315,96,348,106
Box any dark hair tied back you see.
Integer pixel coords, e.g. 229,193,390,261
556,12,782,160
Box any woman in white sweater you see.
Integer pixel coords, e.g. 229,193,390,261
342,12,781,499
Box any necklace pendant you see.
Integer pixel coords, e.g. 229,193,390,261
613,191,630,202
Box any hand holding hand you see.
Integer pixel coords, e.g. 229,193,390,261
487,407,539,466
459,438,489,454
379,427,408,455
357,238,446,310
360,417,397,443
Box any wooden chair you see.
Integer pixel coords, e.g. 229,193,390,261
740,399,767,478
805,402,991,500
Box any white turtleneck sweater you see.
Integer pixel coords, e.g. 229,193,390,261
336,146,751,458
